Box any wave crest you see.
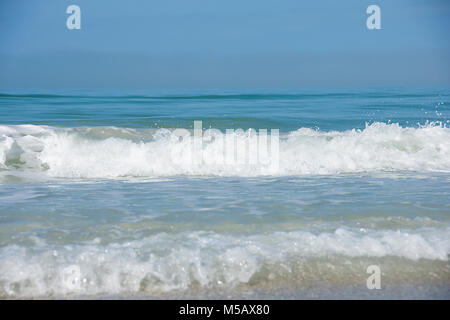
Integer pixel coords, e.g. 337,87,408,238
1,122,449,178
0,227,448,298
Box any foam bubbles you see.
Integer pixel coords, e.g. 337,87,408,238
0,227,448,298
0,122,449,178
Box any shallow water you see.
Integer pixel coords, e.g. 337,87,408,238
0,87,449,298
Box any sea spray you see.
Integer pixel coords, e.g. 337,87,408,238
0,122,449,178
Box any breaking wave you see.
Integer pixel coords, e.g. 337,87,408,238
1,122,450,178
0,227,448,298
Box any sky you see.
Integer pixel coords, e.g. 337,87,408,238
0,0,449,89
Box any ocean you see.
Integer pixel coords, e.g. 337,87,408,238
0,87,449,299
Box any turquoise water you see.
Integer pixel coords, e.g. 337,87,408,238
0,87,449,298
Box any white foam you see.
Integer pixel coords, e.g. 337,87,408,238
0,227,448,298
0,135,13,168
0,122,449,178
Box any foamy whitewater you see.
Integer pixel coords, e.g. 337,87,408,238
1,122,450,178
0,88,449,299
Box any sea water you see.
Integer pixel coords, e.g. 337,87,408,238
0,87,449,299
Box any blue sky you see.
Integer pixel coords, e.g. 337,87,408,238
0,0,449,88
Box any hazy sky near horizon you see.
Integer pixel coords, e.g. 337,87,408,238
0,0,449,89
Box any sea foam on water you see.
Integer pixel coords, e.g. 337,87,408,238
0,122,450,179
